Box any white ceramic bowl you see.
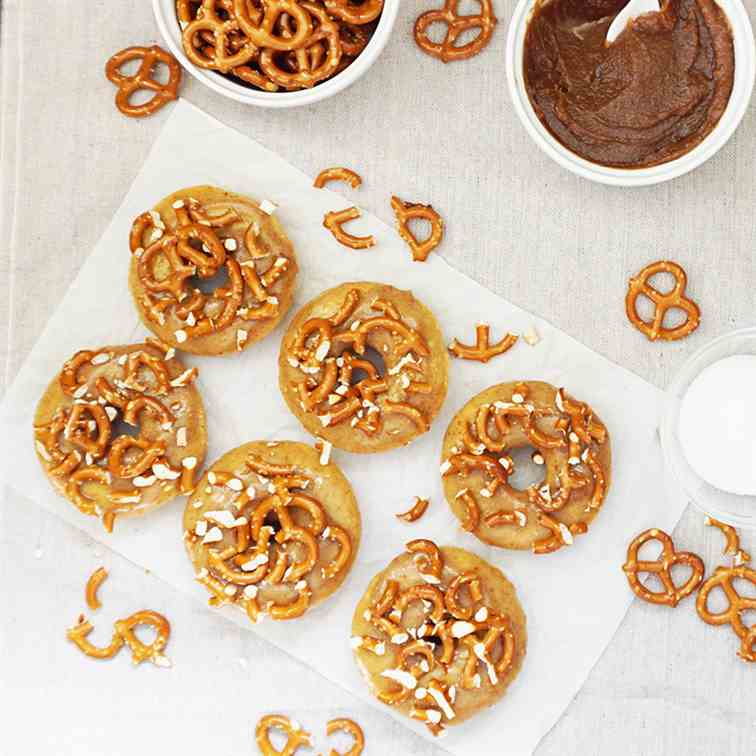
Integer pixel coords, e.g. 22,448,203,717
661,327,756,530
153,0,400,108
506,0,756,186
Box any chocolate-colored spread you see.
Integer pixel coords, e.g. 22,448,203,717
523,0,735,168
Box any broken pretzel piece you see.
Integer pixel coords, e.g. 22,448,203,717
449,324,518,363
390,195,444,262
323,207,376,249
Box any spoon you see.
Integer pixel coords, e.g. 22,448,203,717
606,0,660,44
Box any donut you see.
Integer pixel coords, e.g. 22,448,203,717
33,342,207,532
128,185,298,355
441,381,611,553
184,441,361,622
351,542,527,736
278,282,449,453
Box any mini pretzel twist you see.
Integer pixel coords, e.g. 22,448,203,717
259,3,343,89
390,196,444,262
183,0,259,72
255,714,313,755
414,0,497,63
324,0,384,25
323,207,376,249
625,260,700,341
325,717,365,755
696,565,756,640
234,0,314,51
105,46,181,118
314,167,363,190
449,324,518,363
623,528,705,607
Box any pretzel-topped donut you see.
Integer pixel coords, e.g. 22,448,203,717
34,343,207,532
279,282,449,453
441,381,611,552
128,186,298,355
184,441,360,622
351,542,526,736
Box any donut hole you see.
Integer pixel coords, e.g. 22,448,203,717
111,416,142,440
190,263,230,295
506,446,546,491
350,345,387,382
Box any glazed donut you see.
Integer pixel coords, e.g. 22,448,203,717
278,282,449,453
34,343,207,532
184,441,361,621
128,185,298,355
351,542,527,736
441,381,611,553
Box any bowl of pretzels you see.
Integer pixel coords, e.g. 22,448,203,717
153,0,399,108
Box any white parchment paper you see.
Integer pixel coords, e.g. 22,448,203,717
0,100,687,756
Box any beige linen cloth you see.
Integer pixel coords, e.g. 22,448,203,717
1,1,755,755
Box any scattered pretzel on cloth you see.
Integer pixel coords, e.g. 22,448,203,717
622,528,705,607
441,380,611,552
626,260,700,341
33,342,207,532
184,442,361,622
390,196,444,262
67,610,171,667
696,564,756,663
105,45,182,117
279,282,449,453
323,207,376,249
449,324,518,363
129,185,298,355
177,0,384,92
351,540,526,737
414,0,498,63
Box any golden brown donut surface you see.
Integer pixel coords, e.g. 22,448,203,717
128,185,298,355
34,342,207,532
441,381,611,552
351,542,527,736
279,282,449,453
184,441,361,622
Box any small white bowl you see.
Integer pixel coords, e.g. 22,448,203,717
661,327,756,530
153,0,400,108
506,0,756,186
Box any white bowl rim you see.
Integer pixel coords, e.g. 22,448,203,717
152,0,400,109
506,0,756,187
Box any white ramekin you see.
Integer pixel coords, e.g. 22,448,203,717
506,0,756,186
153,0,400,108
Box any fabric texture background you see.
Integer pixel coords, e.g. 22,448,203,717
1,1,754,754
